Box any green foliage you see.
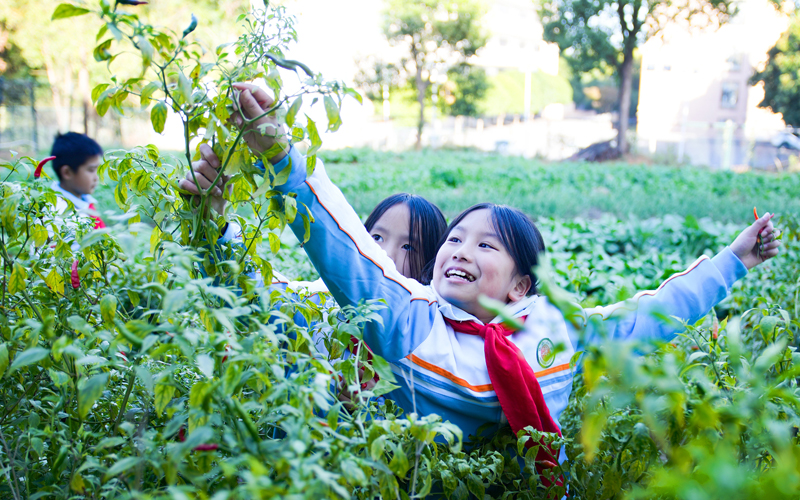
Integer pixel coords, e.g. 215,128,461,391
481,69,572,116
439,63,489,117
0,0,251,127
321,148,800,222
2,2,800,498
3,137,800,498
0,167,467,497
751,17,800,128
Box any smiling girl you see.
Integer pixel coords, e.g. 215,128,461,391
184,84,782,483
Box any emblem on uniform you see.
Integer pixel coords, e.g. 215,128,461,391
537,338,555,368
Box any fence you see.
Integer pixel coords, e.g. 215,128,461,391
0,78,39,151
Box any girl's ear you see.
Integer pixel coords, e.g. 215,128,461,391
508,275,532,302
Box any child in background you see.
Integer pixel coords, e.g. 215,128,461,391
49,132,106,229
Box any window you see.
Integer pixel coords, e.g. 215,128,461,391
726,54,742,72
720,82,739,109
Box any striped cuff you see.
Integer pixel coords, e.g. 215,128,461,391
711,247,748,291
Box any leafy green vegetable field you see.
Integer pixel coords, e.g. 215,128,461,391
321,148,800,222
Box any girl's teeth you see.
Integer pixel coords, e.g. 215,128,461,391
447,270,473,281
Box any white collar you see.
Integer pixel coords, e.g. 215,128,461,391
432,286,539,325
50,181,96,210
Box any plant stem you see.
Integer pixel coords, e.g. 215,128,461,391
0,427,22,500
115,371,137,433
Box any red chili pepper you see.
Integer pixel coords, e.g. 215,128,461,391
177,427,186,442
540,460,558,469
221,344,232,364
70,260,80,289
193,444,218,451
34,156,56,179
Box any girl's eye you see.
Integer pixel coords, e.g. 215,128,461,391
372,234,383,243
402,244,412,251
448,237,461,243
479,242,496,250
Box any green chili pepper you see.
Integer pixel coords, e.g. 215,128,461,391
232,398,260,441
182,14,198,38
264,53,314,78
754,206,762,259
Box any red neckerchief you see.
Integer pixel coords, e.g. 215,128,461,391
444,316,564,489
88,203,106,229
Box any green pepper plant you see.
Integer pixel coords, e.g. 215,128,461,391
2,0,800,498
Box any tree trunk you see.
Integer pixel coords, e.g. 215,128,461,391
66,64,74,131
616,49,635,154
42,49,68,133
413,48,426,150
78,60,91,135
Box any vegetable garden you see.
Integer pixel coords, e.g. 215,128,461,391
1,2,800,499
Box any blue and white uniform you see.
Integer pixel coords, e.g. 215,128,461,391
50,181,100,219
228,146,748,440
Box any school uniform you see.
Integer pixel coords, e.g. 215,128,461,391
50,181,107,230
223,146,748,442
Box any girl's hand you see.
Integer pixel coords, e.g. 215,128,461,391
730,212,781,270
230,82,289,163
338,364,377,412
178,143,229,216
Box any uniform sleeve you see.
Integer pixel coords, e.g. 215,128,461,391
572,247,748,351
269,147,440,362
217,221,242,244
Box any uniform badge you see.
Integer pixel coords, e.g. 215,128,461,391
537,338,555,368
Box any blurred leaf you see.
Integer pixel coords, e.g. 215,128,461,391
9,347,49,374
151,101,168,134
52,3,90,20
78,373,108,419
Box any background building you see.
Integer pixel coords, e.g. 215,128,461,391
636,0,789,168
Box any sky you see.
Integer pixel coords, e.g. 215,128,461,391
283,0,389,84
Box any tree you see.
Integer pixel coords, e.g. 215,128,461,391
383,0,487,148
751,17,800,128
540,0,737,155
439,62,489,117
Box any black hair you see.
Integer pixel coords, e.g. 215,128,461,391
50,132,103,181
364,193,447,284
429,203,546,295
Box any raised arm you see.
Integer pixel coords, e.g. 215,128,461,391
273,148,440,361
182,85,440,361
